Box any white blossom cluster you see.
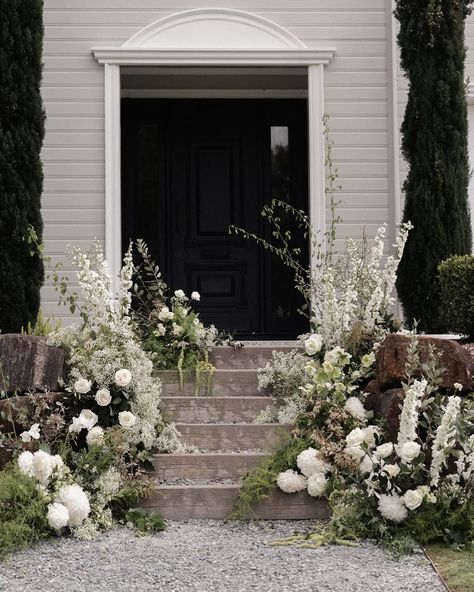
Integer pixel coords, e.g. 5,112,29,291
341,387,473,524
49,242,184,454
18,450,90,532
277,447,332,498
310,223,412,351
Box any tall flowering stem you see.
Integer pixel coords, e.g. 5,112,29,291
396,378,427,447
430,396,461,487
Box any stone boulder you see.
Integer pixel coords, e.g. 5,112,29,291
376,334,473,392
0,334,64,393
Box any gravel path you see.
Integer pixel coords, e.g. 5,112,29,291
0,521,445,592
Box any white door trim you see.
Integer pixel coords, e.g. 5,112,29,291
93,9,335,290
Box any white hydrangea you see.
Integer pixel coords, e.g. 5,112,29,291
276,469,307,493
18,451,34,477
55,484,90,527
296,448,331,478
307,472,328,497
377,493,408,523
86,426,105,446
32,450,54,485
344,397,365,420
47,502,70,531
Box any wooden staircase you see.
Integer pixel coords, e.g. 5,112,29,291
143,345,329,520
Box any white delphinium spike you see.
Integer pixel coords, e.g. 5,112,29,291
118,243,134,318
396,378,427,447
430,396,461,487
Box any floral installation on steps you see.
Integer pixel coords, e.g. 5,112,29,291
130,239,231,394
229,213,474,553
0,236,222,557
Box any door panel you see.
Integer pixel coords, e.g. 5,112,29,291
122,99,308,338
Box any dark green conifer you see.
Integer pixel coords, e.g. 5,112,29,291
0,1,45,332
395,0,472,331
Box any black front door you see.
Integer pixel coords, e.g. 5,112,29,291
122,99,308,339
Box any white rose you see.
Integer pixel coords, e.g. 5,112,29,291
374,443,394,459
191,291,200,301
359,455,375,474
345,428,366,448
403,489,424,510
78,409,98,430
115,369,132,388
363,426,380,448
304,334,323,356
156,323,166,336
74,378,92,394
118,411,136,428
399,441,421,464
55,484,90,527
307,472,328,497
174,289,186,299
95,388,112,407
47,502,70,531
32,450,53,484
18,451,34,477
86,426,105,446
344,397,366,420
344,446,365,462
383,463,400,478
276,469,307,493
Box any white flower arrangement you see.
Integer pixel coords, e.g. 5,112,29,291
296,448,331,478
276,469,307,493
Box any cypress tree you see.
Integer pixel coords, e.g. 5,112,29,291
395,0,472,331
0,1,45,333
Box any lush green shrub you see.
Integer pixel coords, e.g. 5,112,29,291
394,0,472,331
0,0,45,332
438,255,474,338
0,464,50,559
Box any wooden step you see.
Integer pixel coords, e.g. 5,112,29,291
141,484,329,520
176,423,292,450
153,452,268,479
159,369,259,397
209,345,301,370
160,396,274,423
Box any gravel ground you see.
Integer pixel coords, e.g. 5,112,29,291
0,521,445,592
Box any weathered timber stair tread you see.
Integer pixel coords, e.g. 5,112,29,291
142,485,329,520
175,423,292,450
149,344,326,520
160,396,275,423
153,452,268,479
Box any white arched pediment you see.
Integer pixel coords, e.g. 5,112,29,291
122,8,306,50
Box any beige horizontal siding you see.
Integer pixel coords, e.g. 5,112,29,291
42,0,390,322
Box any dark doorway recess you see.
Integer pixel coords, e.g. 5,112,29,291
122,98,309,339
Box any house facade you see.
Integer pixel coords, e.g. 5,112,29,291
40,1,474,337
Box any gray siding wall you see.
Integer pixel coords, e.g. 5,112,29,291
42,0,391,322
